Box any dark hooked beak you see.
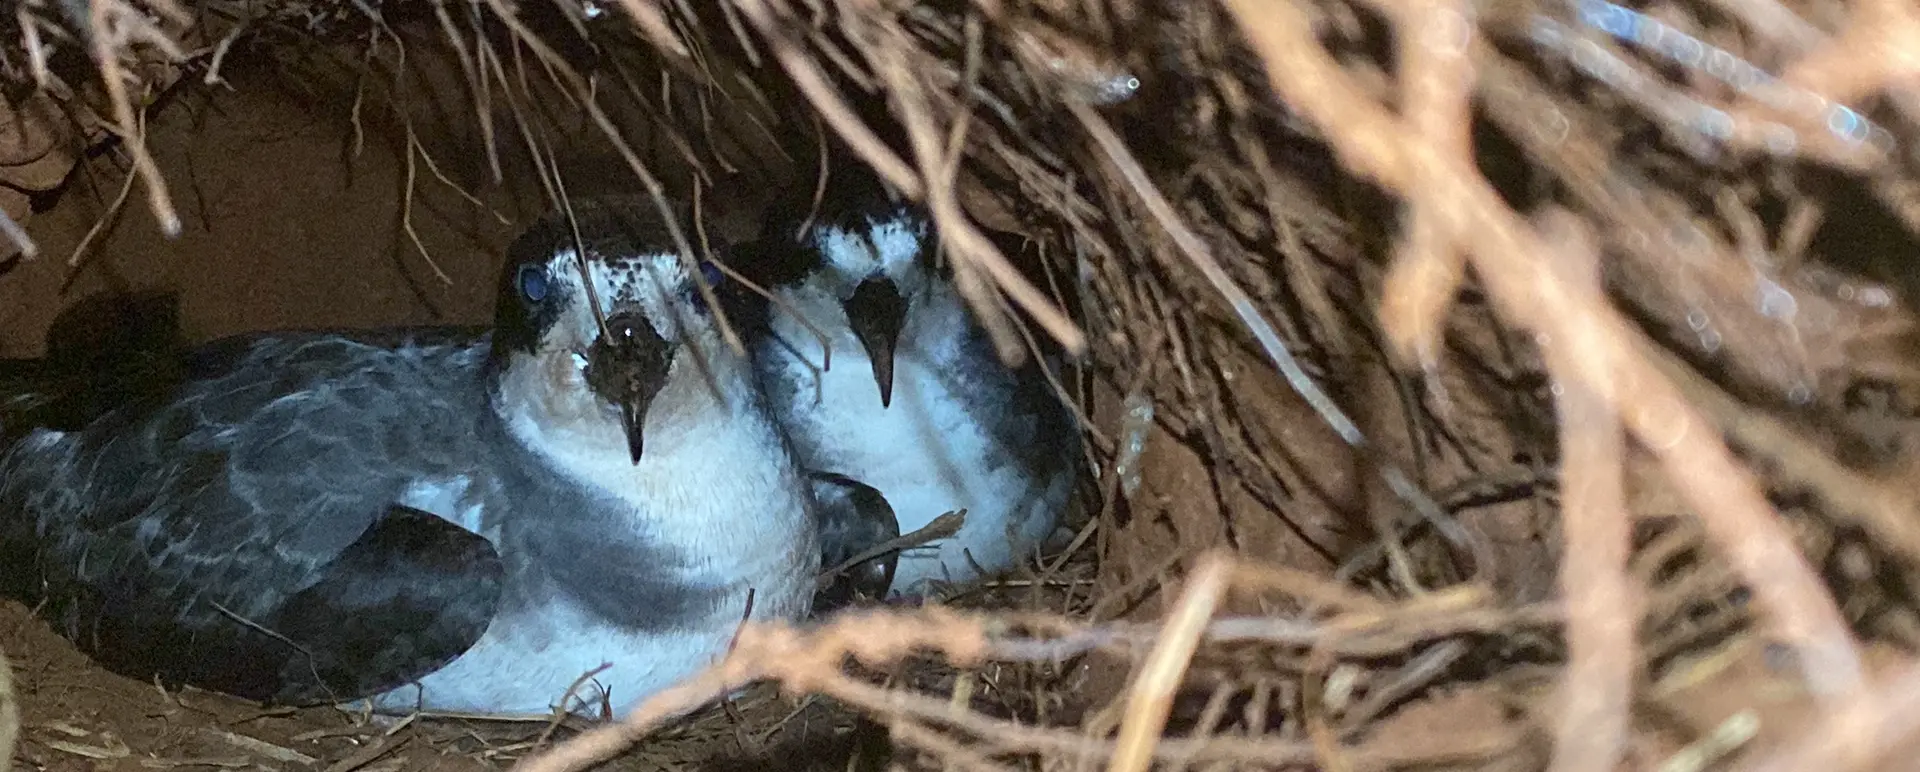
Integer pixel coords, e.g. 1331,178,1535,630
584,310,675,465
843,276,908,408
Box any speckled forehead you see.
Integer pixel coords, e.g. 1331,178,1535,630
544,248,690,305
813,212,928,280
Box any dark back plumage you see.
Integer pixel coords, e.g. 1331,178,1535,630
1,290,188,446
0,195,786,709
725,159,900,288
0,329,506,702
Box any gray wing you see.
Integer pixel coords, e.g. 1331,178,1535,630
809,471,899,614
0,332,504,704
949,323,1081,478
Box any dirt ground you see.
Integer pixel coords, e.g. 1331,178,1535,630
0,33,869,772
4,594,881,771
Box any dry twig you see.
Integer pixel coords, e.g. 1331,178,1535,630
1736,656,1920,772
1535,208,1639,772
516,571,1542,772
21,1,1920,770
1221,0,1864,701
1,646,14,772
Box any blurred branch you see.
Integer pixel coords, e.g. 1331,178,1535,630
1220,0,1864,700
0,646,15,772
518,566,1543,772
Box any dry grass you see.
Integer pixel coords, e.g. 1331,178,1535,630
12,0,1920,770
1,647,15,772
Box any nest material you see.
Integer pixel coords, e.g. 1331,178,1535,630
1,646,13,772
11,0,1920,770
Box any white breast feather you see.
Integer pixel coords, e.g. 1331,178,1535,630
764,279,1070,596
364,249,818,719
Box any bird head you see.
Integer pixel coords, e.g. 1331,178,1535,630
488,197,736,465
783,193,934,409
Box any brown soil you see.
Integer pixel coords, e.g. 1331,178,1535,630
4,594,874,771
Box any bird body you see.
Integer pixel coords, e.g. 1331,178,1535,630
749,182,1078,599
0,198,818,718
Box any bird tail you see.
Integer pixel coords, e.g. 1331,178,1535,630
0,356,57,447
2,289,188,446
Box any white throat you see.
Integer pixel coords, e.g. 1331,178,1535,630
492,344,813,581
761,270,1071,596
811,212,931,295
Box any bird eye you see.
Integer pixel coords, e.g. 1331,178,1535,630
517,265,549,303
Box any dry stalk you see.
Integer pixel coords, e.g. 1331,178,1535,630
868,19,1078,363
476,0,749,354
398,123,454,286
1072,85,1489,593
1637,333,1920,567
784,1,1089,361
1534,208,1639,772
83,0,188,237
69,134,144,268
1,646,13,772
611,0,693,61
20,1,1920,770
1735,656,1920,772
1220,0,1864,701
1376,0,1474,370
515,569,1543,772
1757,0,1920,115
730,0,922,199
1108,554,1232,772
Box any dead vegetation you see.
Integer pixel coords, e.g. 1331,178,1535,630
10,0,1920,770
2,647,15,772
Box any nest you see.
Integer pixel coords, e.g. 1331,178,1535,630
10,0,1920,770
